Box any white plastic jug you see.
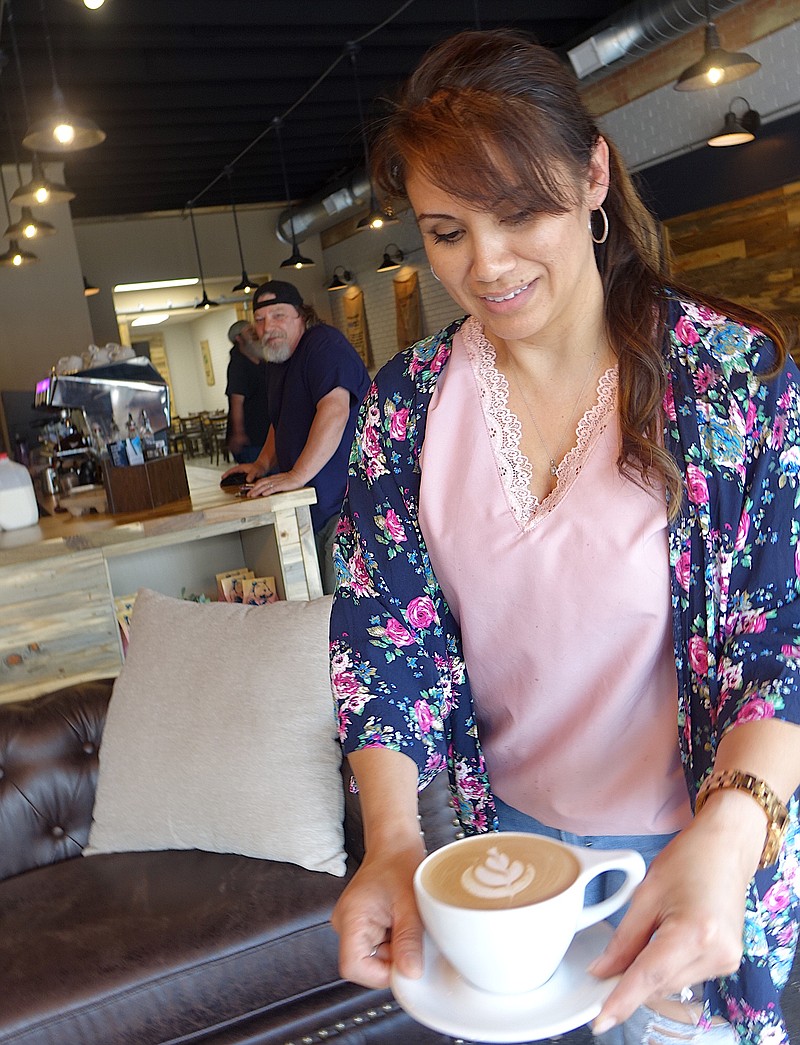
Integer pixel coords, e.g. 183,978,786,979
0,453,39,530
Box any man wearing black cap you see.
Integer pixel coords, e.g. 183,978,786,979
222,280,369,593
224,321,268,464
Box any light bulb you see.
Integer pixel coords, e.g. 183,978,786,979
371,217,384,229
707,66,724,85
84,0,105,7
54,122,76,145
35,186,49,204
23,223,37,238
12,253,22,266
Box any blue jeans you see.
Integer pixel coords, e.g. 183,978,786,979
493,797,735,1045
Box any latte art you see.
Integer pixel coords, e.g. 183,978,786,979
461,846,536,900
421,833,579,910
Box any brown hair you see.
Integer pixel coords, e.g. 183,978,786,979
371,29,791,515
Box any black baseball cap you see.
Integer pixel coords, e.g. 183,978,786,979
252,280,304,313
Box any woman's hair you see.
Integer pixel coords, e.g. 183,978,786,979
371,29,792,515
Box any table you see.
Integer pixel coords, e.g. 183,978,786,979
0,467,322,702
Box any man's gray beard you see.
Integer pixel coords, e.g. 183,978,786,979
262,340,293,364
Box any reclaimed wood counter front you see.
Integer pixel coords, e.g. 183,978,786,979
0,468,322,703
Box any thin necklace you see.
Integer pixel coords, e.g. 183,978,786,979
508,349,598,477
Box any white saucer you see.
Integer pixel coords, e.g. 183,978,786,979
391,920,618,1043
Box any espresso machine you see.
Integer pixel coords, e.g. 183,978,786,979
33,358,170,503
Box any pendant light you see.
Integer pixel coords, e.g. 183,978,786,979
674,4,760,91
22,0,106,152
5,1,75,203
4,205,55,239
225,167,259,293
1,44,56,242
0,168,37,267
273,118,314,270
347,42,398,232
327,267,352,292
12,156,74,207
188,206,218,309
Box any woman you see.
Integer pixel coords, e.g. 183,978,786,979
330,29,800,1045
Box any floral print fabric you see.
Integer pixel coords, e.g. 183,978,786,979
330,296,800,1042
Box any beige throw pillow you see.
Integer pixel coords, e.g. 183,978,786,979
85,588,345,876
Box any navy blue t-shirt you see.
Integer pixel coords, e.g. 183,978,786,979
265,323,369,531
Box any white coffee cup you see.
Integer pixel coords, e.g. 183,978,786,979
413,831,646,994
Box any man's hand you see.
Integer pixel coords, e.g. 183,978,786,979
221,459,266,485
246,469,304,498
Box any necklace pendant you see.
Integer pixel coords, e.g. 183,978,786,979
549,461,558,477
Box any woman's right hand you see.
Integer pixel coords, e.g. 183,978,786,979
332,838,426,988
331,746,427,988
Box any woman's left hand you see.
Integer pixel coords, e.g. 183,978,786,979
589,794,765,1034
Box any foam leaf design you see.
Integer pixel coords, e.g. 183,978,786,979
461,846,536,899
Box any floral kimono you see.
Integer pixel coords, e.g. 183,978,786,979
330,295,800,1043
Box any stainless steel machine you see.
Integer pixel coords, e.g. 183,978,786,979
33,358,170,500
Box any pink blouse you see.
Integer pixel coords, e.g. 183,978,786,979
418,318,692,835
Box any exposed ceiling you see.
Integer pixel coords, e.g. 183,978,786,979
0,0,634,221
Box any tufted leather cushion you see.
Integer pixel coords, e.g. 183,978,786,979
0,680,111,882
0,680,458,1045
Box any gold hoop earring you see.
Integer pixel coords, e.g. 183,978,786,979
589,205,609,245
430,266,441,282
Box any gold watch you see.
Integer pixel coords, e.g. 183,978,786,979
695,769,789,869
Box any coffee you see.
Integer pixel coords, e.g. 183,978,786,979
421,834,579,910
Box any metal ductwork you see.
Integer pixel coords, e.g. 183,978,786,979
277,0,751,244
276,169,372,246
567,0,750,80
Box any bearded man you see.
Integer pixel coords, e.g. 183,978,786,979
222,280,369,593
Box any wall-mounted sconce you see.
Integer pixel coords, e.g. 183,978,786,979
376,245,404,272
327,266,353,292
707,97,760,147
83,275,99,296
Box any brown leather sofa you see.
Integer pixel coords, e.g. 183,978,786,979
0,680,457,1045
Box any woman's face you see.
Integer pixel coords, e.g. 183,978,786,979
406,142,609,350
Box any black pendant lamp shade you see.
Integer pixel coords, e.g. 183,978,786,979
348,42,398,231
188,206,218,309
0,167,37,266
11,156,74,206
274,118,314,270
22,0,105,152
4,205,55,239
226,168,259,293
675,21,761,91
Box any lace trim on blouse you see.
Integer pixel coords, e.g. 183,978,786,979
462,315,618,531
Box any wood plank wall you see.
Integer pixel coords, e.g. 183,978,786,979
664,180,800,324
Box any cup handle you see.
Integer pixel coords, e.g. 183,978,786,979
573,847,647,930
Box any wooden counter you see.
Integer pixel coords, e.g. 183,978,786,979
0,467,322,703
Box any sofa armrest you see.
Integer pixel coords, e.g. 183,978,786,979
0,679,113,881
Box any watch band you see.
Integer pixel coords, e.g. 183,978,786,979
695,769,789,869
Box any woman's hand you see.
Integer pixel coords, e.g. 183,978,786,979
331,747,426,988
589,789,765,1034
332,838,426,988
